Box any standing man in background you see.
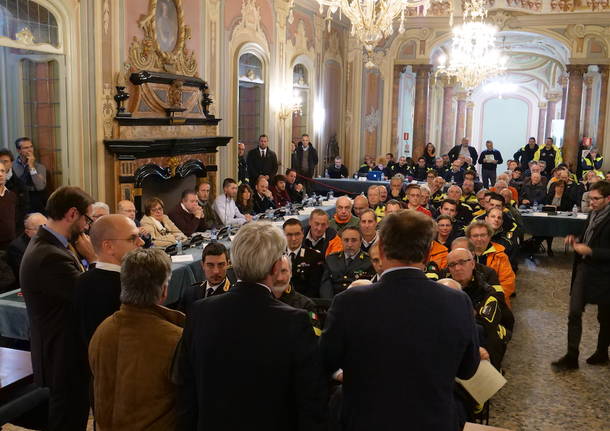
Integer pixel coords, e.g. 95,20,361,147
478,140,504,188
295,134,318,193
13,137,47,213
237,142,248,184
448,137,478,165
513,137,539,171
247,135,278,186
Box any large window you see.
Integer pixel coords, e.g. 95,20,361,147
291,63,309,143
238,53,265,152
0,0,59,47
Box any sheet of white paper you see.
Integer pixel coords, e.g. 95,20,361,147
456,360,507,405
576,213,588,219
531,212,548,217
171,254,194,263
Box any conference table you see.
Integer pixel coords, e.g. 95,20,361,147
0,202,337,342
519,210,588,237
311,177,389,196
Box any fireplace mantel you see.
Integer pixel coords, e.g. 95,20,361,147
104,136,231,159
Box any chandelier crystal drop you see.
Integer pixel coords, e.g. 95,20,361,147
436,0,507,92
316,0,431,67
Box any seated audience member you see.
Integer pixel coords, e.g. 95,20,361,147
117,200,152,248
445,185,473,224
385,199,403,215
434,157,448,179
431,177,446,207
140,197,187,248
438,199,465,238
413,157,428,181
175,222,327,430
7,212,47,286
328,156,349,178
581,172,602,213
581,148,603,179
0,148,29,234
357,155,375,175
89,248,184,430
213,178,252,225
485,207,516,263
444,160,465,185
321,226,374,298
252,176,276,214
271,255,321,333
369,242,383,282
330,196,360,231
405,184,431,216
76,214,144,344
427,237,449,272
466,221,516,307
388,175,406,201
12,137,47,212
520,172,547,206
390,156,413,178
606,171,610,181
378,185,388,202
419,185,437,217
320,210,480,430
359,209,378,253
0,163,17,250
270,174,291,207
436,214,455,248
426,170,437,190
303,209,337,255
235,183,255,216
178,242,234,313
367,185,385,220
545,179,577,211
461,179,478,207
92,202,110,221
285,169,305,203
477,193,517,241
475,189,491,215
523,160,548,184
500,188,524,232
446,248,513,369
509,167,524,194
494,174,519,202
168,190,208,236
353,195,370,218
283,218,324,298
196,182,222,229
449,237,501,287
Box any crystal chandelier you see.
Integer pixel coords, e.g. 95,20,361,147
316,0,430,68
436,0,507,92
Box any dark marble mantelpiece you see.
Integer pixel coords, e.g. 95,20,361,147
104,136,231,159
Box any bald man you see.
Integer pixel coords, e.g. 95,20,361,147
117,199,152,248
7,212,47,286
353,195,369,218
330,196,360,232
75,214,144,344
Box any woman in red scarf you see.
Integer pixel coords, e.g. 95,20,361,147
271,174,291,207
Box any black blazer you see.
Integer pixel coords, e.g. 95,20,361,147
20,227,90,390
176,274,235,314
75,268,121,344
175,282,328,430
7,232,29,286
295,144,319,178
246,147,279,185
573,209,610,304
320,268,480,431
252,192,276,214
448,145,478,165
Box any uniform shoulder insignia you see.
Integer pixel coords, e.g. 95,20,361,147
479,296,498,323
491,284,504,294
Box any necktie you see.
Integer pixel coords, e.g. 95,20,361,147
290,252,296,263
206,287,214,298
261,149,266,158
346,257,353,266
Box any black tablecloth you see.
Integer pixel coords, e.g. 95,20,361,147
520,212,587,237
311,178,389,196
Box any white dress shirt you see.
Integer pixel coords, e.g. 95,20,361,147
213,195,247,225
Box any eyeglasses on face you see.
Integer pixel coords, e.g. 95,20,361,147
107,234,141,244
589,196,606,202
447,258,472,269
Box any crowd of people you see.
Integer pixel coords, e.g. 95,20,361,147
0,133,609,431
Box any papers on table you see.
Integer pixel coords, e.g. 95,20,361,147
576,213,588,219
531,212,548,217
171,254,194,263
456,360,507,405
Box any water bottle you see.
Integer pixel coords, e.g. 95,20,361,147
176,240,183,255
211,228,218,241
572,204,578,217
533,201,538,211
329,190,334,199
324,168,329,178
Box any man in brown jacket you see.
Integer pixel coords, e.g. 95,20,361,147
89,248,184,431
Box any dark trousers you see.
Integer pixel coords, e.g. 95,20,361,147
567,265,610,357
47,369,90,431
481,169,497,189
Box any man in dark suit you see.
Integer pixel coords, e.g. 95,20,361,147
177,242,235,313
7,212,47,287
295,134,319,192
252,176,276,214
320,210,480,430
20,186,97,431
75,214,144,344
0,148,29,234
246,134,279,185
283,218,324,298
237,142,248,184
175,221,327,430
285,168,305,203
320,227,375,298
553,180,610,370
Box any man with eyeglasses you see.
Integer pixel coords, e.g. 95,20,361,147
20,186,97,431
446,248,514,369
75,214,144,344
553,181,610,371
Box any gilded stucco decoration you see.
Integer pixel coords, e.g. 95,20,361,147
102,83,115,138
128,0,198,76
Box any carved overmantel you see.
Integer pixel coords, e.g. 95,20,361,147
105,0,232,207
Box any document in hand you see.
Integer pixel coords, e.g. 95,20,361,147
455,360,507,405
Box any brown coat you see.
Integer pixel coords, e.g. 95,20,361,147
89,304,185,431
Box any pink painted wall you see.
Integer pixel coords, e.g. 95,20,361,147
224,0,274,48
287,10,314,50
124,0,203,76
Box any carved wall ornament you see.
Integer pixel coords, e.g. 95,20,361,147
15,27,35,45
128,0,198,76
488,11,517,30
168,80,184,109
239,0,262,34
103,0,110,35
364,108,381,133
102,84,115,139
